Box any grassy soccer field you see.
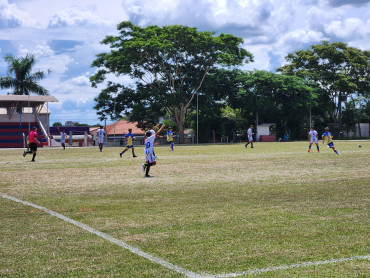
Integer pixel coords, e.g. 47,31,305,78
0,141,369,277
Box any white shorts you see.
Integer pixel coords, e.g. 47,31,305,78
310,139,318,144
248,135,253,142
145,153,156,164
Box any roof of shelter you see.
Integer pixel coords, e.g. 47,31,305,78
0,95,58,108
95,119,145,135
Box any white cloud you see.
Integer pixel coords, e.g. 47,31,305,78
326,17,367,40
242,45,272,71
0,0,36,28
48,7,109,28
70,75,90,86
17,41,54,58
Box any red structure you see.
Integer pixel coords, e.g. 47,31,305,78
0,95,58,148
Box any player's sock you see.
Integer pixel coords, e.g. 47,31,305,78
145,165,151,176
317,145,320,151
251,143,253,148
334,150,339,155
32,153,36,161
171,143,174,151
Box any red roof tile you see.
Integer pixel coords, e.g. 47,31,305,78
105,120,144,135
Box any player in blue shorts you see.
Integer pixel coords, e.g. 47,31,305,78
165,127,174,151
120,128,137,158
322,127,339,155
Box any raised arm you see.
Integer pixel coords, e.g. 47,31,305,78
157,124,165,135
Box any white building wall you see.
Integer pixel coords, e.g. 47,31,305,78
343,123,370,138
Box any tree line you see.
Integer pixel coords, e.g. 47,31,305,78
90,22,369,142
1,22,369,142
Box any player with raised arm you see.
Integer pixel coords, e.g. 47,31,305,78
142,123,165,177
322,127,339,155
308,127,319,153
120,128,137,158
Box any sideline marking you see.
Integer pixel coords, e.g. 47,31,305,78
205,255,370,277
1,193,369,278
0,193,202,278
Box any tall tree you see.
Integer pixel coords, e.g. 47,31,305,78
90,21,253,143
0,54,50,95
228,70,324,139
277,41,370,132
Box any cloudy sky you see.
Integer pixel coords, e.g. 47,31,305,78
0,0,369,125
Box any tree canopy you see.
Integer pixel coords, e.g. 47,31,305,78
277,41,370,131
0,54,50,95
227,70,327,139
90,21,253,142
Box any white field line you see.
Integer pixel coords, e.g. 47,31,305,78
0,193,203,278
204,255,370,278
1,193,369,278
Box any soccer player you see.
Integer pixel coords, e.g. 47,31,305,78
120,128,137,158
245,125,254,148
148,124,158,158
57,127,67,150
97,126,106,152
322,127,339,155
165,127,174,151
23,126,40,162
142,123,165,177
308,127,319,152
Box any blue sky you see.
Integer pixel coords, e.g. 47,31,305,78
0,0,369,125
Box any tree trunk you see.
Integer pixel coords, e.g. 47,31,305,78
173,109,186,144
338,93,342,138
178,122,185,144
357,122,362,138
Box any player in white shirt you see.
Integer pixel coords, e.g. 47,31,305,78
245,125,254,148
308,127,320,153
148,124,158,158
97,126,106,152
57,127,67,150
142,124,165,177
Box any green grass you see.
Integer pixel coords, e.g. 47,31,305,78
0,141,369,277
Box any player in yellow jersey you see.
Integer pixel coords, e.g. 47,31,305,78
322,127,339,155
164,127,174,151
120,129,137,158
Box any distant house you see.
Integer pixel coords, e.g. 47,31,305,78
105,119,144,136
91,119,146,145
257,123,276,142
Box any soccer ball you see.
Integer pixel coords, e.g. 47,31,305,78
358,144,362,148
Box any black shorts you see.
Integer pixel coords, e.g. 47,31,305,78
29,143,37,151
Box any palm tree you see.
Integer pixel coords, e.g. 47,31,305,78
0,54,50,95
